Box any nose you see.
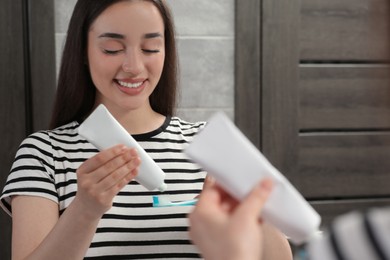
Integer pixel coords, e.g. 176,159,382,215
122,49,143,75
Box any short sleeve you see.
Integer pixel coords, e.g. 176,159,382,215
0,131,58,216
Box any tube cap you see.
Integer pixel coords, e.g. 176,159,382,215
158,182,168,192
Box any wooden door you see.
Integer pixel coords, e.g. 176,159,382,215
236,0,390,228
0,1,55,259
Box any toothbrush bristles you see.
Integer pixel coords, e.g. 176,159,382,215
152,196,198,207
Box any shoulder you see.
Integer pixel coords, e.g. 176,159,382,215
17,122,83,156
168,117,206,135
151,116,206,144
20,122,79,146
49,121,81,138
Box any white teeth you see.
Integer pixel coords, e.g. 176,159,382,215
117,80,143,88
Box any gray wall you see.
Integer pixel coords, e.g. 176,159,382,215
54,0,235,122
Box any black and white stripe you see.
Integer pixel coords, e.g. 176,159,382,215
307,207,390,260
1,116,207,259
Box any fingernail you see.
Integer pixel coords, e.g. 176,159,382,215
129,148,138,156
260,178,273,191
134,156,141,165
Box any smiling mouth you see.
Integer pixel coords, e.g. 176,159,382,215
116,80,143,89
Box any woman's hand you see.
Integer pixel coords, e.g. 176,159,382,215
74,144,140,219
189,178,273,260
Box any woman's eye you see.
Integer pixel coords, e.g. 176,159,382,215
103,49,123,55
142,49,160,53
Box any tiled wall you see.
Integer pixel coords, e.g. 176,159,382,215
54,0,235,123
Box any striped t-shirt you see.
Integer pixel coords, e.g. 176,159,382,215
1,116,207,259
306,207,390,260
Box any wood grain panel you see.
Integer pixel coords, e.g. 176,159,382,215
300,0,390,61
0,1,26,259
296,132,390,198
235,0,261,147
261,0,300,175
30,0,56,131
300,65,390,130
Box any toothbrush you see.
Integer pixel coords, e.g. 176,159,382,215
152,196,198,207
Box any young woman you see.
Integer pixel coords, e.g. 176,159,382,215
1,0,291,259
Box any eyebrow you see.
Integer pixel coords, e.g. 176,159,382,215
98,32,125,39
144,32,163,39
98,32,163,40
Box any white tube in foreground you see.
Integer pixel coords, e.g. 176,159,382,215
185,112,321,244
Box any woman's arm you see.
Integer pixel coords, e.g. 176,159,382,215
11,196,100,260
11,145,140,260
262,222,293,260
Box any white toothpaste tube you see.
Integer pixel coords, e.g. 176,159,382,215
78,104,167,192
185,112,321,244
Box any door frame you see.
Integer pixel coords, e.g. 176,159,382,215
0,1,55,259
235,0,300,175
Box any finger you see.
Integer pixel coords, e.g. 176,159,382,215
90,148,138,183
197,181,237,213
78,145,127,173
97,156,140,191
194,174,216,200
194,183,222,213
236,178,273,218
202,175,216,190
104,167,139,197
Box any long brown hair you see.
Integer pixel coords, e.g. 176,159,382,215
50,0,178,129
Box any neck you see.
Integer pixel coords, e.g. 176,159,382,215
96,102,166,135
120,110,166,135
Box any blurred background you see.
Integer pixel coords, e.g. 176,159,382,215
1,0,390,259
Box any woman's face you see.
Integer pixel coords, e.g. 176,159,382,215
87,0,165,113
